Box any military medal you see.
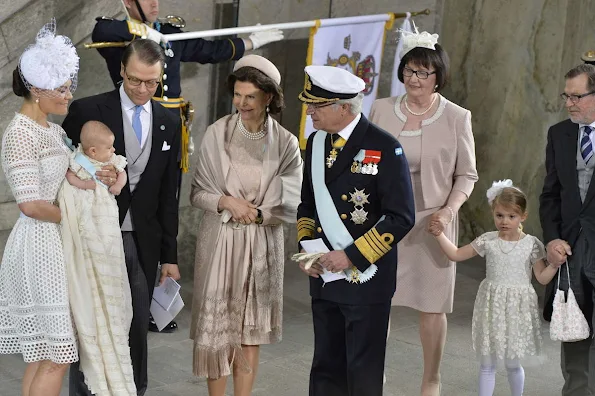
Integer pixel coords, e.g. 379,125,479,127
362,150,381,176
350,208,368,225
348,188,370,224
351,150,365,173
327,135,345,168
349,188,370,207
326,148,338,168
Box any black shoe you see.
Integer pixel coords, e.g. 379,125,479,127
148,316,178,333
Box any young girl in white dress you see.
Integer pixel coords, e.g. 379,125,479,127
429,179,562,396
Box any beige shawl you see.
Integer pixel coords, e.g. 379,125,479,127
190,114,302,378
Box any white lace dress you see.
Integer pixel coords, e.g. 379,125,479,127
0,113,78,363
471,231,546,362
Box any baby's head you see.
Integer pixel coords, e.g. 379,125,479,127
486,180,528,233
80,121,115,163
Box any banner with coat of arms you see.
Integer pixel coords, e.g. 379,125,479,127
299,14,395,149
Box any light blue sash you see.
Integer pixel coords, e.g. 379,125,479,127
312,131,354,249
311,131,377,283
74,153,106,188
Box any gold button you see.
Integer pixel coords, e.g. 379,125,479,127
317,227,322,233
341,194,348,201
341,214,348,220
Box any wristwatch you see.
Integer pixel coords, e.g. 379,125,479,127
255,209,263,225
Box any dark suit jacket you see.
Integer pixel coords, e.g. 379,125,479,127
297,115,415,305
539,118,595,320
62,89,181,291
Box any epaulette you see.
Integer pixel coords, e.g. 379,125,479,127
157,15,185,28
95,16,116,22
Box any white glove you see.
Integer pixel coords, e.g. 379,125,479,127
249,28,284,50
145,25,168,45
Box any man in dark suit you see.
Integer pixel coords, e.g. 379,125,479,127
540,63,595,396
296,65,415,396
62,39,181,396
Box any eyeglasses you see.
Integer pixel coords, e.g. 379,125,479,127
124,70,160,89
306,102,336,111
402,66,437,80
560,91,595,104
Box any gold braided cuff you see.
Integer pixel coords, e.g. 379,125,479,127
227,38,236,60
354,228,394,264
297,217,316,241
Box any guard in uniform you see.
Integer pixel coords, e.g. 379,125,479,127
296,65,415,396
90,0,283,333
582,50,595,65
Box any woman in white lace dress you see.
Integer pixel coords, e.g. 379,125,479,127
0,20,79,396
430,180,562,396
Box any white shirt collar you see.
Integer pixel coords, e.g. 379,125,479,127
119,84,152,113
337,113,362,142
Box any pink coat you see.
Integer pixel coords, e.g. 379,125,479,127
369,95,478,208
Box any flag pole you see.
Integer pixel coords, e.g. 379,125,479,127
163,9,430,42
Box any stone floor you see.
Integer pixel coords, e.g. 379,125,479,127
0,256,565,395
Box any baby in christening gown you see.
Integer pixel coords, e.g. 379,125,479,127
59,120,136,396
66,120,127,195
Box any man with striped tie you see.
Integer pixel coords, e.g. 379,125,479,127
540,63,595,396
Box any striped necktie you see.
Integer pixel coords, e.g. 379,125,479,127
332,136,347,149
581,126,593,164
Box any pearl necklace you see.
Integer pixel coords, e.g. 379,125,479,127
237,116,267,140
404,94,437,116
497,231,522,255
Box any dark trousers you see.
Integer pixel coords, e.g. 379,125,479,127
559,234,595,396
309,298,391,396
69,232,150,396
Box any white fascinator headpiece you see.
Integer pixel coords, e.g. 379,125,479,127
19,18,79,95
486,179,515,205
399,21,439,58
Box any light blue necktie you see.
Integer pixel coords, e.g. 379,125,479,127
132,105,143,144
581,126,593,164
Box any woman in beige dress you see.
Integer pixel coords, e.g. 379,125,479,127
369,31,478,396
190,55,303,396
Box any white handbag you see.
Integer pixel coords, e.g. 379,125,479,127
550,261,590,342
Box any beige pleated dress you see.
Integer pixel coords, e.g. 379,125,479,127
393,130,457,313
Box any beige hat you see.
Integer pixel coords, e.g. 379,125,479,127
233,54,281,85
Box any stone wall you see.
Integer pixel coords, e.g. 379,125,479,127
440,0,595,241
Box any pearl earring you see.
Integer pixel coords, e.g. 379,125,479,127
35,98,39,104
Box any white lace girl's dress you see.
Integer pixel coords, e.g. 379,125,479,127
0,113,78,363
59,146,136,395
471,231,546,362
